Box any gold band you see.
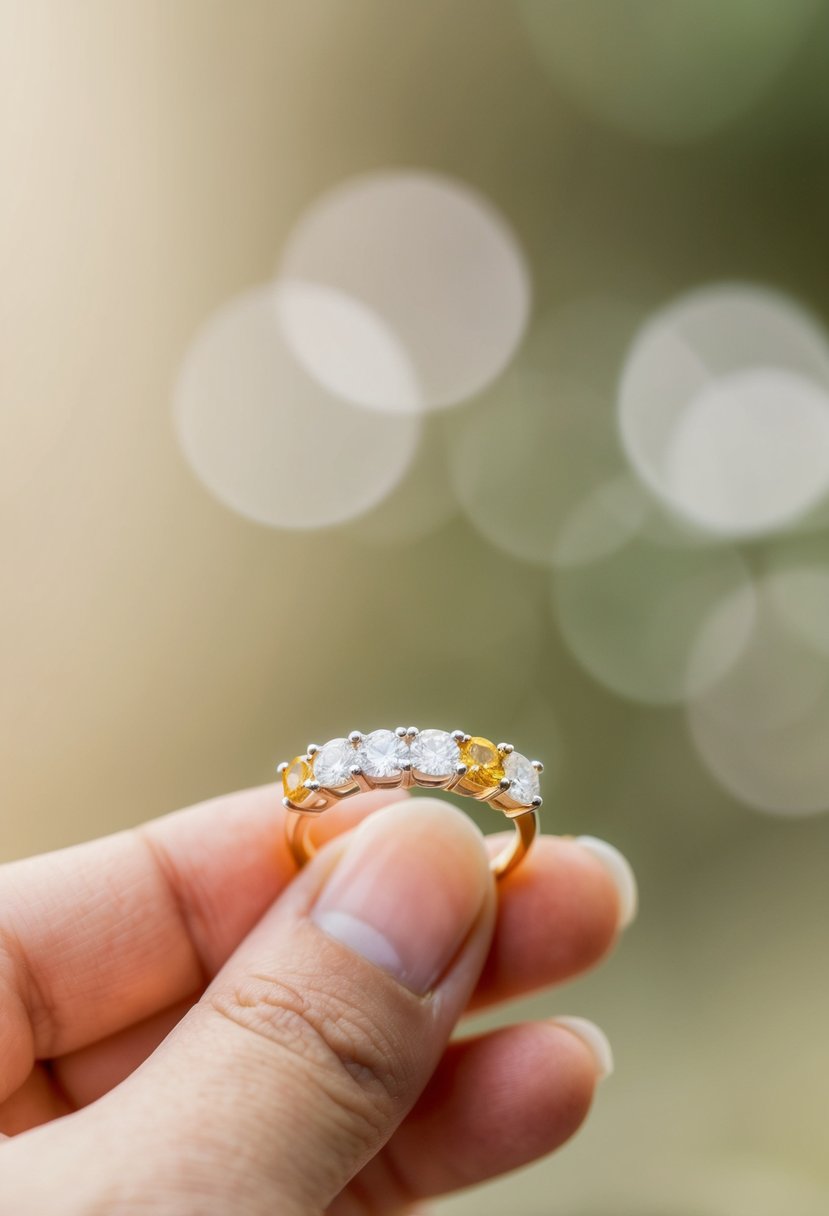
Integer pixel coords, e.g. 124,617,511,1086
278,727,543,881
285,802,537,878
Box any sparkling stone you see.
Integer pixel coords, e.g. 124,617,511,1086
313,737,357,787
409,728,460,777
359,729,409,779
457,736,505,792
282,755,312,803
504,750,541,804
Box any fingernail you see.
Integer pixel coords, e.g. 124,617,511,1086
552,1016,614,1080
310,800,490,995
576,835,638,930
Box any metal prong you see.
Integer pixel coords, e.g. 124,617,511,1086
498,742,514,754
400,760,412,772
531,795,543,809
443,764,467,792
276,761,288,775
472,783,503,801
282,795,291,809
462,733,471,743
305,779,321,792
406,726,418,738
499,776,512,791
349,764,363,778
348,730,363,746
531,760,544,773
451,729,465,742
395,725,408,738
306,743,320,756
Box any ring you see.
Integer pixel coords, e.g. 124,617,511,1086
278,727,542,879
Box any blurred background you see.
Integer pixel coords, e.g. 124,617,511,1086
2,2,829,1211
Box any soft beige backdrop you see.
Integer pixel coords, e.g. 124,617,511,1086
2,4,828,1213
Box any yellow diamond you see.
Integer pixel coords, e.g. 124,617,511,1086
282,755,312,803
457,736,505,792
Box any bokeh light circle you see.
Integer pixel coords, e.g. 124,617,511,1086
688,575,829,815
551,474,649,569
518,0,818,143
553,538,755,705
278,170,530,413
273,279,419,415
765,536,829,657
449,298,642,566
174,285,420,529
449,375,616,566
619,284,829,537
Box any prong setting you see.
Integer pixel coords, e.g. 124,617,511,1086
278,728,543,819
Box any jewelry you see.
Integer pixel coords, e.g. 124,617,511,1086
278,727,542,879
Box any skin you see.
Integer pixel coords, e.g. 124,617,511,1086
0,784,623,1214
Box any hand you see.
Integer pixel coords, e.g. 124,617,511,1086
0,785,635,1214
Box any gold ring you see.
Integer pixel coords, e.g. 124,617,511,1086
278,727,542,880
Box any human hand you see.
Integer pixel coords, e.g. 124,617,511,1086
0,785,635,1214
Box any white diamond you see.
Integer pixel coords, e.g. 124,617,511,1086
409,729,460,777
313,737,356,787
359,729,409,779
504,751,540,804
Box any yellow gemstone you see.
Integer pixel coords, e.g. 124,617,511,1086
457,736,505,792
282,755,312,803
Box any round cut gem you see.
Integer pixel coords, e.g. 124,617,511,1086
409,728,460,777
282,755,312,803
359,729,409,779
504,750,540,805
457,736,505,791
313,737,357,788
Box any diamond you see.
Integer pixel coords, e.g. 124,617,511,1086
457,736,505,792
359,729,409,779
282,755,313,803
313,737,357,788
504,750,541,804
409,728,460,777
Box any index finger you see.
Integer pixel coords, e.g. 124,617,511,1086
0,784,406,1098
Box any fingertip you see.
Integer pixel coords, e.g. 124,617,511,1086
309,796,492,996
574,835,638,930
549,1015,614,1081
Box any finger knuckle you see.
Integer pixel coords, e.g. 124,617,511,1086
209,969,409,1141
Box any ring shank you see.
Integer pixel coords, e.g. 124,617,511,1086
286,805,538,880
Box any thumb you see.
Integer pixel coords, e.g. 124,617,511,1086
125,799,494,1212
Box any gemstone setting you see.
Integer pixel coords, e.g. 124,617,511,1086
282,755,313,803
457,736,505,792
409,728,461,777
359,729,410,779
313,737,357,788
278,727,542,814
504,750,541,805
